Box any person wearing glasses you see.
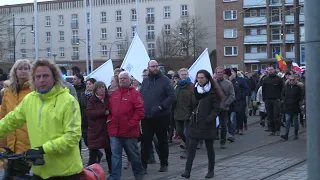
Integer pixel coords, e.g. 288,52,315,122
140,60,175,174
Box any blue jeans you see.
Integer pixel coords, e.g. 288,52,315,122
228,112,237,136
108,137,143,180
285,114,299,135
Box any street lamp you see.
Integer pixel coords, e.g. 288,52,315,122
12,14,34,62
76,38,89,75
108,40,128,60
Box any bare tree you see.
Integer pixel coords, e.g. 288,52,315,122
159,16,209,60
0,14,11,62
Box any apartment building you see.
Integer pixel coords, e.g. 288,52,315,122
0,0,216,72
216,0,305,72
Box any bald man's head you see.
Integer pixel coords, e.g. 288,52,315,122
148,60,160,76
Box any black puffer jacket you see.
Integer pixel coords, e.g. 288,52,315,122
188,88,220,140
281,81,304,114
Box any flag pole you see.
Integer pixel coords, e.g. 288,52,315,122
135,0,139,36
34,0,38,60
84,0,89,75
89,0,93,73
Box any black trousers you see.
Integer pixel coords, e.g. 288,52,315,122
141,115,169,169
168,113,176,140
88,148,112,172
236,107,246,131
185,138,215,172
32,173,81,180
265,99,281,133
217,111,228,144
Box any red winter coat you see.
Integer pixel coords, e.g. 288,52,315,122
86,93,110,149
107,87,144,137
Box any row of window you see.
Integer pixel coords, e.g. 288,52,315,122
16,42,157,59
19,24,171,44
224,6,304,21
224,44,294,57
16,5,188,27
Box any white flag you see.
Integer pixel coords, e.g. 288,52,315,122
188,48,213,83
121,34,150,83
86,59,114,87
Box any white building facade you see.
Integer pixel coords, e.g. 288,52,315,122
0,0,216,65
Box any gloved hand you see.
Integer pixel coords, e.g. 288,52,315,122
25,146,45,156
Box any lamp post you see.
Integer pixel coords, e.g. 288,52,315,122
12,15,34,62
108,40,127,60
76,38,89,74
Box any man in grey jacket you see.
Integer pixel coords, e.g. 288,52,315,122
215,67,236,148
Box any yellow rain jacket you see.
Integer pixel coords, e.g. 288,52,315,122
0,86,83,179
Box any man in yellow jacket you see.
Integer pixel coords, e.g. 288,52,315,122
0,59,83,179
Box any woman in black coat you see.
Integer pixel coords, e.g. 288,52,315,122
181,70,220,179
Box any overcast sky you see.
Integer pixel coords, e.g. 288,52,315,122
0,0,51,6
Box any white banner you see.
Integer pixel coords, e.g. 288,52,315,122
188,48,213,83
120,34,150,83
86,59,114,87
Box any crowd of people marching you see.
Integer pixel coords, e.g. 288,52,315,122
0,58,306,180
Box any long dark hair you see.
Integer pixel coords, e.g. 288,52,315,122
195,70,214,87
195,69,225,101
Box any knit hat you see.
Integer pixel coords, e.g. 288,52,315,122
224,68,232,77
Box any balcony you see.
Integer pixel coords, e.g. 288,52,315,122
146,17,155,24
244,35,267,44
243,0,266,7
285,0,293,4
71,22,79,29
285,14,304,24
286,52,295,58
146,34,155,41
244,53,268,60
71,38,79,45
269,0,282,6
244,17,267,26
71,55,79,60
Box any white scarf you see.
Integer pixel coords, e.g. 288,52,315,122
195,82,211,94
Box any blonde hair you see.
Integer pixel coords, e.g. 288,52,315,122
7,59,32,94
30,59,65,90
178,68,188,75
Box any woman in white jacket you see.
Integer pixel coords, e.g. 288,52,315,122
256,86,267,127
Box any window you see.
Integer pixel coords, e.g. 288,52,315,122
223,0,237,2
270,0,280,4
250,29,258,35
260,28,267,35
101,12,107,22
58,15,64,25
147,25,155,40
71,14,78,24
58,31,64,41
116,10,122,21
101,28,107,39
224,64,239,69
148,43,155,57
250,10,257,17
272,45,281,57
101,45,108,56
87,13,90,24
271,8,281,22
46,32,51,42
21,49,26,58
286,26,295,34
46,16,51,26
60,47,65,57
73,47,79,59
20,18,25,25
164,24,171,35
224,28,237,38
132,26,136,38
8,50,14,60
117,44,122,55
260,46,267,53
116,27,122,38
146,8,155,23
131,9,137,20
251,46,258,53
46,48,51,57
260,9,266,16
181,5,188,16
72,30,79,44
87,29,90,41
300,6,304,14
164,6,171,18
251,64,258,71
271,27,281,41
20,33,26,43
224,10,237,20
224,46,238,56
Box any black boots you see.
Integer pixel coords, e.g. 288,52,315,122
205,170,214,178
181,171,190,179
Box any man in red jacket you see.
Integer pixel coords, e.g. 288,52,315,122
107,71,145,180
